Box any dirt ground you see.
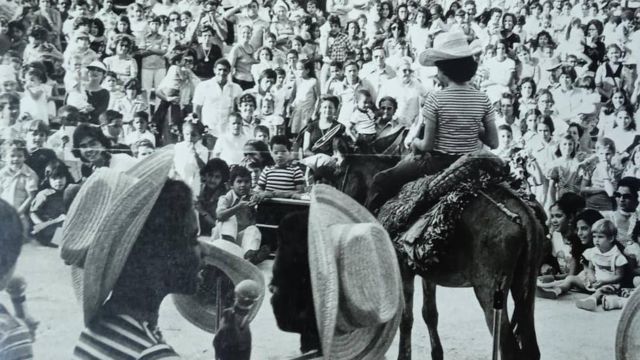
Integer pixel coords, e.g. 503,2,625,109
0,242,623,359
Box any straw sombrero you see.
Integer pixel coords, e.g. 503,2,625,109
60,146,176,326
172,239,265,333
418,30,483,66
308,185,403,359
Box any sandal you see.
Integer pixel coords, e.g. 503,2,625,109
602,296,625,311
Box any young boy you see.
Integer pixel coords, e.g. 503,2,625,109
25,119,58,180
215,166,268,264
140,16,168,98
124,111,156,146
0,140,39,237
253,125,270,144
256,135,304,199
98,110,130,154
492,124,514,160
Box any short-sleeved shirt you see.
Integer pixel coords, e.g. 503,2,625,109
583,246,628,283
257,165,304,192
217,189,256,232
423,86,495,155
192,79,243,136
0,165,39,208
73,313,179,359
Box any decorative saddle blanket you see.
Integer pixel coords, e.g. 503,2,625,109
377,150,510,272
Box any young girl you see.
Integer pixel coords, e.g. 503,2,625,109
623,145,640,178
580,137,621,211
20,67,51,124
103,35,138,85
289,59,319,135
196,158,230,237
608,106,638,158
547,135,582,203
258,97,285,137
518,108,541,148
0,140,39,237
516,77,538,117
29,160,73,247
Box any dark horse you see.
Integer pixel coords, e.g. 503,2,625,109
271,136,545,360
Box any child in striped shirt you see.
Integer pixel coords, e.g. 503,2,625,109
256,135,304,199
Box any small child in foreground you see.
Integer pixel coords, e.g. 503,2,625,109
255,135,304,200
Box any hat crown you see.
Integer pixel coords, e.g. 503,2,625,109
331,223,401,331
432,31,470,55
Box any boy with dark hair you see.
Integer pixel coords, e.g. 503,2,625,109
140,16,168,100
98,110,131,155
197,158,230,236
215,165,268,264
256,135,304,199
125,111,155,146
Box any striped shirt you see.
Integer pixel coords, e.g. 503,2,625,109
0,305,33,360
73,314,180,360
257,165,304,192
423,86,495,155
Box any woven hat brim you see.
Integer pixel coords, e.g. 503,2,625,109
418,47,480,66
172,240,265,334
308,185,401,359
63,147,175,326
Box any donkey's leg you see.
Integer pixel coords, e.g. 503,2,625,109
473,284,518,360
421,279,443,360
398,263,415,360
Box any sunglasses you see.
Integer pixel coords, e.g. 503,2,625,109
170,18,179,21
380,106,395,110
614,192,636,200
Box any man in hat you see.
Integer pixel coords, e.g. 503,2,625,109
366,30,499,212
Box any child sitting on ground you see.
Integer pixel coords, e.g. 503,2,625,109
256,135,304,200
196,158,230,237
560,220,627,311
30,160,73,248
214,166,269,264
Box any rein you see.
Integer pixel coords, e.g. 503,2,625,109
478,189,522,226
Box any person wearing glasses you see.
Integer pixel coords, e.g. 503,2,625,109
378,57,426,129
602,177,640,245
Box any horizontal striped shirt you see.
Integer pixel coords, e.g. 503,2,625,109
73,314,180,360
423,86,495,155
257,165,304,192
0,304,33,360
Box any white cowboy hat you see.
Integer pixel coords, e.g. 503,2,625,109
86,60,107,73
308,185,403,359
172,239,265,333
419,30,482,66
60,146,175,325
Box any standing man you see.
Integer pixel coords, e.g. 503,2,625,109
359,46,397,101
319,15,351,89
378,58,426,128
192,59,243,138
224,0,269,50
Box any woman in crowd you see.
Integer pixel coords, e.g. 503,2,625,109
300,95,345,159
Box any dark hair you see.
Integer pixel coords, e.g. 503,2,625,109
57,105,81,126
104,71,118,80
124,78,141,92
91,18,105,37
585,19,604,35
214,58,231,71
558,65,577,82
314,165,336,185
300,58,316,79
254,125,270,137
554,192,586,219
568,122,584,138
319,95,340,111
200,158,230,182
380,0,394,19
229,166,252,183
0,199,22,276
575,209,604,228
274,67,286,77
28,119,49,135
416,6,431,28
434,56,478,83
327,14,341,26
618,177,640,195
554,134,577,158
257,46,273,60
133,111,149,122
72,124,111,160
42,159,74,188
387,18,406,38
615,106,636,131
244,139,275,166
498,124,513,133
537,115,555,135
99,110,123,126
603,88,629,115
270,135,292,151
182,120,205,135
25,66,47,84
116,16,132,35
378,96,398,109
260,68,277,81
29,25,49,41
238,93,257,108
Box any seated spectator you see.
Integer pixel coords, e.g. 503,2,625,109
98,109,130,154
24,120,58,180
256,135,304,199
112,79,148,128
124,111,155,147
29,160,73,248
132,139,155,159
196,158,230,237
214,166,269,264
213,113,251,166
71,124,136,179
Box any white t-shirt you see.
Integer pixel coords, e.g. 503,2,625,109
583,246,628,283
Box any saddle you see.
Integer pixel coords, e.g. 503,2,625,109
378,150,510,272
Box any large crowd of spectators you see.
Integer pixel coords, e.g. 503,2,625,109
1,0,640,348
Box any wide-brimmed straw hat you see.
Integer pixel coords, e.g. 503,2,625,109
308,185,403,359
419,30,483,66
172,239,265,333
60,146,175,326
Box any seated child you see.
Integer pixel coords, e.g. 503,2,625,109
258,96,285,137
197,158,230,237
214,166,269,264
25,120,58,181
540,219,628,311
124,111,156,147
29,160,73,248
0,198,34,359
0,140,39,238
213,113,251,166
349,89,377,147
256,135,305,199
132,139,155,159
254,125,270,145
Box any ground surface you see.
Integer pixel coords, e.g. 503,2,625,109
0,242,623,359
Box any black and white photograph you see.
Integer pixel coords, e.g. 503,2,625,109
0,0,640,358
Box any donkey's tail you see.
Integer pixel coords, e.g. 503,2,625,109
509,198,544,360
